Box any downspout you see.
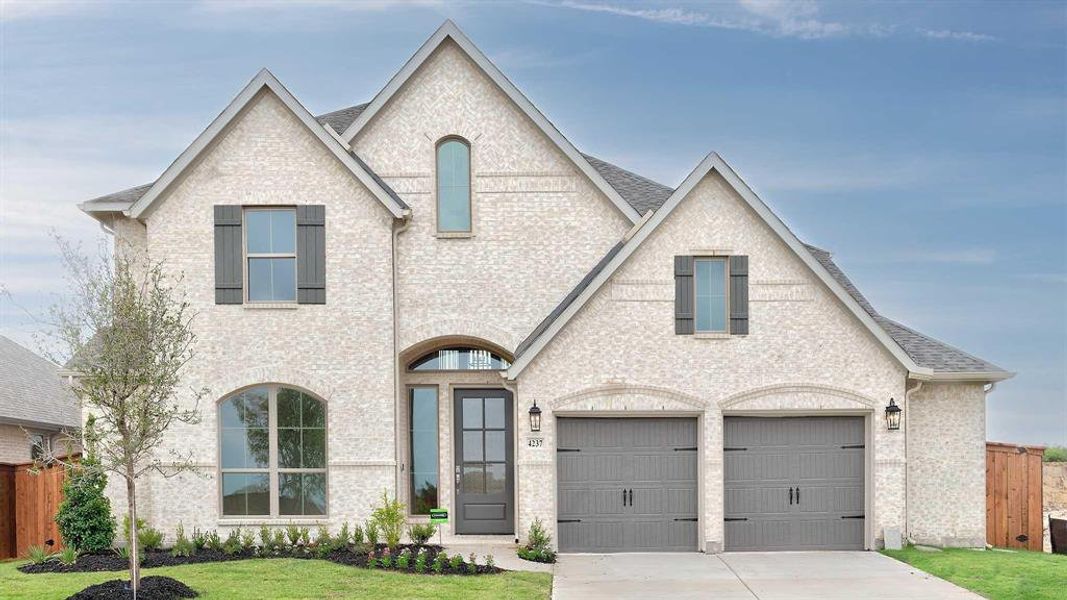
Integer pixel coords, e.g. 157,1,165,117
392,216,412,500
903,378,923,542
500,374,520,544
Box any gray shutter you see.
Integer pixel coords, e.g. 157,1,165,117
296,205,326,304
213,205,243,304
729,255,749,335
674,255,694,335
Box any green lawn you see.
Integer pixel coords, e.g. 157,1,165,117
882,547,1067,600
0,558,552,600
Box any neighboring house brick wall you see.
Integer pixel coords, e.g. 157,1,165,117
907,382,987,547
351,40,632,354
0,424,34,465
100,90,399,533
516,172,916,552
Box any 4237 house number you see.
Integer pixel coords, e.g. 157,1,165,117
527,437,544,448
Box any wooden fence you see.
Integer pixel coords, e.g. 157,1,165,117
987,441,1045,551
0,461,70,559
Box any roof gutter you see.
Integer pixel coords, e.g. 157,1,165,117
908,369,1015,383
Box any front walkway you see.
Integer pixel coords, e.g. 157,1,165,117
552,551,983,600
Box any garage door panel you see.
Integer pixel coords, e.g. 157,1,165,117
557,418,698,553
724,416,865,551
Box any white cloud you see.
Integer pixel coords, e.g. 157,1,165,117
192,0,442,14
918,28,997,42
0,0,101,22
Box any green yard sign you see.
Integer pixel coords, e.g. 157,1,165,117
429,508,448,524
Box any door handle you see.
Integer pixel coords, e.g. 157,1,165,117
796,487,800,505
789,487,794,505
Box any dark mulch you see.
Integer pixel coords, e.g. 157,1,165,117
20,544,503,576
67,576,197,600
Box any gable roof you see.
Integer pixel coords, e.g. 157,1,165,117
122,69,408,220
0,336,79,430
338,20,642,224
507,152,1013,383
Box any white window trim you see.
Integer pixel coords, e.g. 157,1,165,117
243,207,298,304
693,257,730,334
218,385,329,519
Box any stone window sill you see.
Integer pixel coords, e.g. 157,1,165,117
242,303,298,310
218,518,328,526
434,231,475,239
694,332,731,340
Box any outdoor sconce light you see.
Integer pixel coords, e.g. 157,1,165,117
885,398,902,431
528,401,542,433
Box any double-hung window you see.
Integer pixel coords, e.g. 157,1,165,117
245,208,296,302
694,258,728,333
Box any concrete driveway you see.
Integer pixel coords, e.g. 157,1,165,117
552,551,982,600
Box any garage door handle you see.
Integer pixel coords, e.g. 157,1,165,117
674,518,698,522
628,489,633,507
724,517,748,522
796,487,800,505
841,515,865,519
622,488,627,506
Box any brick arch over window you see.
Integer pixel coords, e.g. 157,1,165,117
400,335,514,370
401,319,519,358
207,367,337,406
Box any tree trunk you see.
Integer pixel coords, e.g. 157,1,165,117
125,472,140,597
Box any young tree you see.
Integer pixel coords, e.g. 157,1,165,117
47,239,203,595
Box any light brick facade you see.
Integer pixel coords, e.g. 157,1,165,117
93,26,996,552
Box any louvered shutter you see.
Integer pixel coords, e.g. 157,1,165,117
213,205,243,304
729,255,749,335
296,205,326,304
674,255,695,335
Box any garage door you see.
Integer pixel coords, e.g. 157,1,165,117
557,418,698,552
724,416,865,551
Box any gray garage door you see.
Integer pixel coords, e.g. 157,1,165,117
724,416,865,551
556,418,698,553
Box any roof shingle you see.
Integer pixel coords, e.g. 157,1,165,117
0,336,79,429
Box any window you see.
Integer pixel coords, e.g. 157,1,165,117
409,387,438,515
219,386,326,517
245,208,296,302
436,138,471,232
408,347,510,371
694,258,728,332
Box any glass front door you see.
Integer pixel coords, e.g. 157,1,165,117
454,389,514,534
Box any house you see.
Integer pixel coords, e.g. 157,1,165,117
0,336,79,465
76,21,1011,553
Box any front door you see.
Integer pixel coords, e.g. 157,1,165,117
454,389,514,534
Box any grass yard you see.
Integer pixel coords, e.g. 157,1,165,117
0,558,553,600
882,546,1067,600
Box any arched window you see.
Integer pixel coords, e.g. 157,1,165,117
408,347,510,371
219,386,326,517
436,137,471,232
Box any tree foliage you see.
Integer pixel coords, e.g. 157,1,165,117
54,453,116,553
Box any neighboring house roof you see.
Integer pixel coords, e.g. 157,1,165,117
508,152,1013,383
0,336,79,430
115,69,409,220
337,20,643,224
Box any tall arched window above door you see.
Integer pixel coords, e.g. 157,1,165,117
436,137,471,233
219,385,327,517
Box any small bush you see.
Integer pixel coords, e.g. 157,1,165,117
351,523,365,546
285,523,301,546
205,530,223,552
484,554,495,570
299,527,311,547
379,549,393,569
414,549,428,573
517,518,556,563
259,525,272,549
241,529,256,552
191,528,207,551
54,457,115,553
365,521,379,549
371,490,405,549
314,527,334,558
407,522,436,546
1045,446,1067,463
223,529,242,555
113,545,143,563
467,552,478,574
271,530,286,552
58,546,78,565
139,526,164,552
431,552,446,574
171,523,195,558
336,522,352,548
449,553,463,571
396,549,411,570
26,545,52,565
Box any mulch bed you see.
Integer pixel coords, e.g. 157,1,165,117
20,544,501,576
67,576,197,600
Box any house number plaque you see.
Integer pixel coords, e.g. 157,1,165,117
527,437,544,448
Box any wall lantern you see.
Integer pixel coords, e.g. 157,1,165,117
885,398,902,431
528,401,542,433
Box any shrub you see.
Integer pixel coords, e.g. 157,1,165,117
139,526,164,552
396,549,411,570
241,529,256,552
517,518,557,563
314,527,334,558
58,546,79,565
365,521,379,549
379,548,393,568
1045,446,1067,463
222,530,242,555
336,522,352,548
299,527,311,547
26,545,52,565
205,530,223,552
484,554,495,570
414,549,428,573
371,490,405,549
54,458,115,553
407,522,436,546
271,530,286,552
467,552,478,574
431,552,446,574
171,523,195,558
285,523,301,546
351,523,365,546
259,525,272,549
113,545,143,563
191,528,207,551
449,553,463,571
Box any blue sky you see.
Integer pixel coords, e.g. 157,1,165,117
1,1,1064,444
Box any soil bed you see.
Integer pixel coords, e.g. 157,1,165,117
67,575,197,600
